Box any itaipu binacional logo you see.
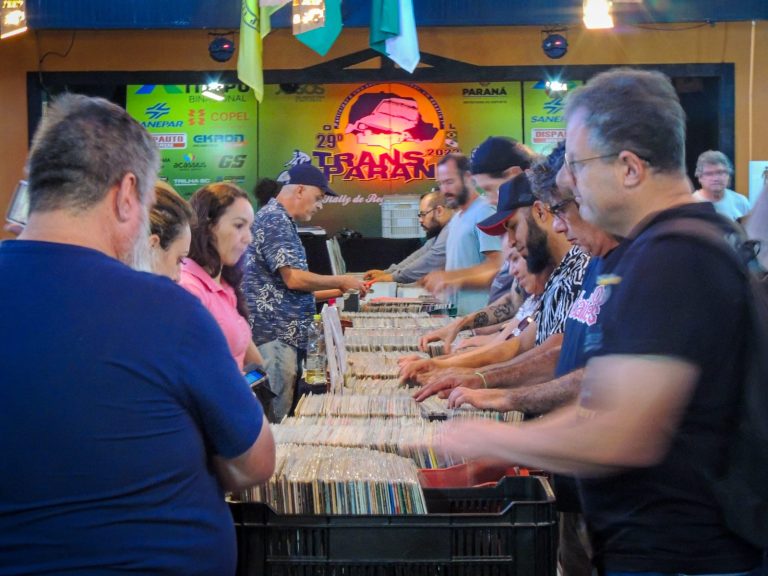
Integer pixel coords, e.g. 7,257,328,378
313,83,446,182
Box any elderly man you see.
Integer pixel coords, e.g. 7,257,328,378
692,149,750,220
441,69,761,576
363,189,453,284
0,94,275,574
244,163,367,422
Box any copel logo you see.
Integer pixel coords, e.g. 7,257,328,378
152,133,187,149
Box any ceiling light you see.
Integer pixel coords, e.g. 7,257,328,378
542,33,568,59
583,0,614,30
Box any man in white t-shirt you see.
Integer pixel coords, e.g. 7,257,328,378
692,150,750,220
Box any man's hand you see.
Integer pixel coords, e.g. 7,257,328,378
398,358,435,383
413,370,483,402
418,319,463,353
338,275,369,297
437,420,510,462
420,270,453,295
448,387,515,412
363,269,393,283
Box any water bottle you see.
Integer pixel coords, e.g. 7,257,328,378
304,314,327,386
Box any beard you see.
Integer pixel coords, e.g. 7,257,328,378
524,214,553,274
121,207,152,273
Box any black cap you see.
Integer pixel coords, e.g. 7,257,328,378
477,173,535,236
470,136,531,175
283,163,337,196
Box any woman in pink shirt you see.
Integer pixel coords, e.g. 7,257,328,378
180,183,264,369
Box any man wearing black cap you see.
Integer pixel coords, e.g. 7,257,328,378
244,163,367,422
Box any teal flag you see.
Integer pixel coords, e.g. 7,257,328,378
370,0,419,72
296,0,343,57
370,0,400,56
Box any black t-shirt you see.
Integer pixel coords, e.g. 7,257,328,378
577,203,760,573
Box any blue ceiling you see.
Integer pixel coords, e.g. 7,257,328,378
26,0,768,30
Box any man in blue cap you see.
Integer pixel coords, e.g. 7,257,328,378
244,163,367,422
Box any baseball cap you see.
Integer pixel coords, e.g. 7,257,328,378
283,163,337,196
470,136,532,175
477,173,535,236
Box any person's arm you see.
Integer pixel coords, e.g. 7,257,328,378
279,266,366,294
213,418,276,491
244,341,265,366
392,234,446,284
448,368,585,414
439,354,698,475
420,251,502,293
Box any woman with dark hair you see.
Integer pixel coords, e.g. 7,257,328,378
179,182,264,369
148,182,195,282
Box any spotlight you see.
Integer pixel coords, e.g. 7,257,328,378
583,0,614,29
208,34,235,62
542,33,568,60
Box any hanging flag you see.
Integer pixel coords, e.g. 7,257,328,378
238,0,289,101
370,0,420,73
370,0,400,57
296,0,342,56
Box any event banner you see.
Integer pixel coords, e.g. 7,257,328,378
258,81,523,236
125,83,259,198
522,80,582,155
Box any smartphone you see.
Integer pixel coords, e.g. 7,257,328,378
6,180,30,226
243,363,276,398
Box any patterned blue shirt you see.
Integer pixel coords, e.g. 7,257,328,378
244,198,315,349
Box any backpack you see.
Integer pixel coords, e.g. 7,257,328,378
648,216,768,549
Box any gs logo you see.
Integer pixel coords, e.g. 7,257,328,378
219,154,247,169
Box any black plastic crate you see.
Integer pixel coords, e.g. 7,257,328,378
230,476,557,576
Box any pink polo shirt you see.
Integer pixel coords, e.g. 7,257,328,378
179,259,251,369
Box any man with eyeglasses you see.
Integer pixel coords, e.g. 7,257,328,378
421,139,532,315
440,69,761,576
692,149,750,220
363,189,453,284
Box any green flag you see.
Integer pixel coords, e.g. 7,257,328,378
237,0,287,101
296,0,343,57
370,0,400,56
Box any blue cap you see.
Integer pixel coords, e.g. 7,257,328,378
283,163,337,196
477,173,535,236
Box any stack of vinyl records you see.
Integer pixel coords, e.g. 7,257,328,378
236,444,428,514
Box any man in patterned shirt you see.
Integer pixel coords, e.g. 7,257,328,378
244,164,366,422
412,150,590,400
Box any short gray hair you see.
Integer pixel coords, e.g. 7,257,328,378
695,150,733,177
564,68,686,175
27,93,159,214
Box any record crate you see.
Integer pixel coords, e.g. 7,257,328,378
229,475,557,576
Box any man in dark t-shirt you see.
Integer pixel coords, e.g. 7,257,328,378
440,69,760,575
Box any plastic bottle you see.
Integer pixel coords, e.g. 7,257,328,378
304,314,327,386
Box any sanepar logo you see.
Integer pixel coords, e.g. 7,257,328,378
145,103,171,120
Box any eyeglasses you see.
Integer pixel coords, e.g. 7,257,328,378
417,207,438,218
546,197,577,218
564,153,618,181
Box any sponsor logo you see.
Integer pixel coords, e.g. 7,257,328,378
531,128,566,144
219,154,247,169
172,156,207,170
188,110,252,125
462,87,508,97
152,133,187,149
134,85,184,95
192,134,247,147
145,103,171,120
173,178,212,187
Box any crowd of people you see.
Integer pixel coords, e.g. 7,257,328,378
1,67,766,575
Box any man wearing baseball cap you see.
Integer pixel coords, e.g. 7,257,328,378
243,163,366,422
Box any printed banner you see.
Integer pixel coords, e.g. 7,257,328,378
258,81,523,236
126,83,259,198
522,80,581,155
